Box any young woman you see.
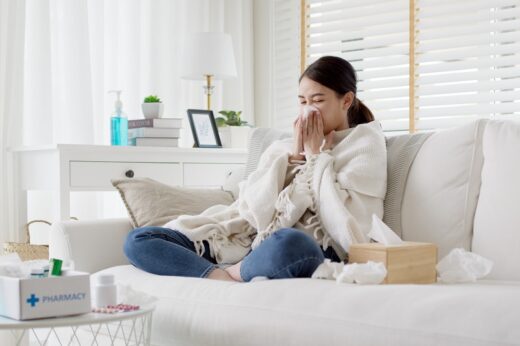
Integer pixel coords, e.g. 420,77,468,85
124,56,387,282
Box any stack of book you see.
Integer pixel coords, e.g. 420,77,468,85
128,118,182,147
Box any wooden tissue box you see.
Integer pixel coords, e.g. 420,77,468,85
349,242,438,284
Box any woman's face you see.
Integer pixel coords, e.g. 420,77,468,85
298,76,353,134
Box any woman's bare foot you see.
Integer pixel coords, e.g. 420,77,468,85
224,262,243,282
207,268,239,282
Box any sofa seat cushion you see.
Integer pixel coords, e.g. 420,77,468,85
100,265,520,346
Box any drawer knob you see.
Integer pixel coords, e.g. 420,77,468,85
125,170,135,178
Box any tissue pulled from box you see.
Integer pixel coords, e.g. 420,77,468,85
436,248,493,283
367,214,403,245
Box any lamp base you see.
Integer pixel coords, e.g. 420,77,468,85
203,75,214,110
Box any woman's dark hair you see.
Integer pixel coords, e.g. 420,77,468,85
299,56,374,128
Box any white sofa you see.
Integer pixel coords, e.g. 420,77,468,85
50,120,520,346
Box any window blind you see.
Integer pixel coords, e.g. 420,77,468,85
307,0,410,132
415,0,520,130
272,0,301,130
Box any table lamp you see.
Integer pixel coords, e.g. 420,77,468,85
181,32,237,110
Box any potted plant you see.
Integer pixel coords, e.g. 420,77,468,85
216,110,251,148
141,95,164,119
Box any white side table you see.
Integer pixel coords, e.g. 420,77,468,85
0,305,155,346
8,144,247,241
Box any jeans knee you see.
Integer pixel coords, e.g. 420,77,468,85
123,226,159,260
273,228,324,261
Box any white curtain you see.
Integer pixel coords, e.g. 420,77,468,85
0,0,26,245
0,0,254,243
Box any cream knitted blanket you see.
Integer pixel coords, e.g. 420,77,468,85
164,121,387,264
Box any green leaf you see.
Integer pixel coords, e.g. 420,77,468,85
215,117,227,127
144,95,161,103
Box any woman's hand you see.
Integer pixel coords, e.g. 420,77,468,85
302,109,325,155
290,115,305,162
302,109,335,155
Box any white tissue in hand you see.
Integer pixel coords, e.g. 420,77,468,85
436,248,493,283
336,261,387,285
311,259,344,280
367,214,403,245
302,105,318,119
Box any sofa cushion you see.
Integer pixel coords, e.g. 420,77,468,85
243,127,291,179
112,178,234,228
383,132,432,238
401,120,487,258
101,264,520,346
472,120,520,280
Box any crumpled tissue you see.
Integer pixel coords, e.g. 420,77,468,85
436,248,493,283
312,259,387,285
336,261,387,284
311,259,344,280
367,214,403,245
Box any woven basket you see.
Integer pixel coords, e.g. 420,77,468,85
3,220,52,261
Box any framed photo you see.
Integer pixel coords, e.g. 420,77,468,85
187,109,222,148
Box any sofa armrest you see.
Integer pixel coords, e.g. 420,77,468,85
49,218,133,273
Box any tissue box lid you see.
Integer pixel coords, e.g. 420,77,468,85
349,241,438,284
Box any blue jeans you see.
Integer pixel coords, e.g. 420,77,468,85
124,227,340,282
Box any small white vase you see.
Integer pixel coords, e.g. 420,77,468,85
141,103,164,119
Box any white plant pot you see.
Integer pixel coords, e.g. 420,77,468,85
218,126,250,148
141,103,164,119
218,127,232,148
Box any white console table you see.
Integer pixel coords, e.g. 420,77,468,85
8,144,247,240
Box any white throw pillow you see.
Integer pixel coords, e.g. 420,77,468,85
401,120,487,258
472,120,520,280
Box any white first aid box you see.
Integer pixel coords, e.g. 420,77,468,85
0,271,91,320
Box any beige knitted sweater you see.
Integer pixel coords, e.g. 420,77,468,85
163,121,387,264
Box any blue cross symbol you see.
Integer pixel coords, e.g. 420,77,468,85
26,294,40,307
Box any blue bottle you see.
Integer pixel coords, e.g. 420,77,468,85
108,90,128,146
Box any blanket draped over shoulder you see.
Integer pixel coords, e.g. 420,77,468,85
163,121,387,264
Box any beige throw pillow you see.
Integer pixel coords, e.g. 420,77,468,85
112,178,235,228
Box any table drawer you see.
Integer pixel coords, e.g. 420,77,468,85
183,163,243,187
70,161,182,189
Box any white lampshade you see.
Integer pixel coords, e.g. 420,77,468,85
181,32,237,80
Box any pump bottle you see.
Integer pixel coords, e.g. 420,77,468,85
108,90,128,146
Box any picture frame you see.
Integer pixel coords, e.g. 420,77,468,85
186,109,222,148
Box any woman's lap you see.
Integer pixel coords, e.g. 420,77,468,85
124,226,339,281
124,226,217,278
239,228,326,281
